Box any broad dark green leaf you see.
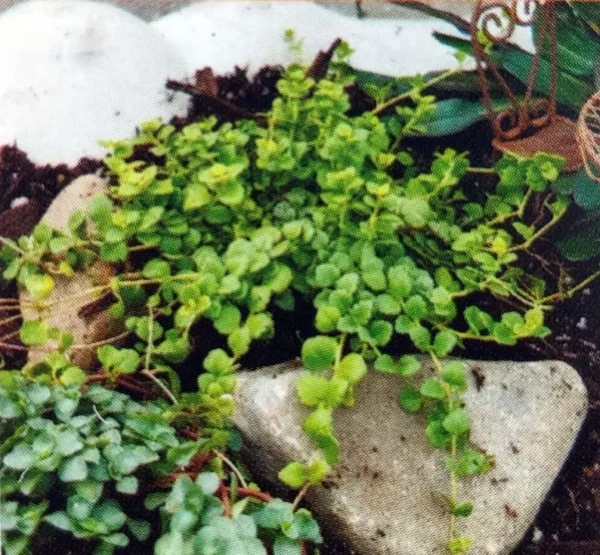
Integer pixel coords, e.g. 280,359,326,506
555,212,600,261
434,33,594,111
573,170,600,210
419,98,512,137
570,1,600,35
534,3,600,78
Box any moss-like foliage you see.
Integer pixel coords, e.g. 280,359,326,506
0,45,583,553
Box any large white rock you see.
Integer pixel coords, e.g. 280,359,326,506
152,1,467,77
233,358,588,555
321,1,534,52
0,0,189,165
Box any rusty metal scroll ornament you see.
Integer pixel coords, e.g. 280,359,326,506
471,0,582,172
578,93,600,182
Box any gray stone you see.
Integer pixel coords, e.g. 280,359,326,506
40,173,107,231
233,358,588,555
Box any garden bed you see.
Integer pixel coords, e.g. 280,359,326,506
1,58,599,554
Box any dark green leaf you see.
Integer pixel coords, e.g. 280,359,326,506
434,33,593,110
574,171,600,210
422,98,511,137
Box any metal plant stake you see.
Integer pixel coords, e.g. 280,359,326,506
472,0,582,172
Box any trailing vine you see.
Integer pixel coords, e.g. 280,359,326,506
0,43,589,553
0,373,321,555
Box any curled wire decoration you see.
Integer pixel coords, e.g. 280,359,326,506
577,93,600,183
475,0,538,44
471,0,557,141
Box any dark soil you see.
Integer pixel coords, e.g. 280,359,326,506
2,65,600,555
0,145,100,239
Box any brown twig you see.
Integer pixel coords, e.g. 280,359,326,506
180,428,200,441
0,304,22,312
229,487,273,504
0,330,20,344
85,372,150,396
166,79,267,125
85,373,109,384
70,330,132,351
195,67,219,97
154,471,200,489
306,38,342,81
187,452,215,473
154,475,272,506
116,374,151,395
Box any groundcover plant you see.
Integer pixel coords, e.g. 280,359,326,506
0,41,592,555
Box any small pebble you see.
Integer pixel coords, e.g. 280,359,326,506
10,196,29,208
576,317,588,331
532,527,544,543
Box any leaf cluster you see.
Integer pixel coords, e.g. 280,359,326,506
0,372,200,555
0,373,319,555
154,475,321,555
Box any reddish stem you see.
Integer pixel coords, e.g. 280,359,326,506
187,452,215,472
219,483,233,517
180,428,200,441
153,474,309,554
115,375,150,396
229,487,273,504
154,472,200,489
85,374,109,384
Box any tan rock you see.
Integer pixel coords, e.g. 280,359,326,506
19,174,120,370
40,173,108,231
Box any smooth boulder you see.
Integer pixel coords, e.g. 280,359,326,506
153,1,465,77
0,0,189,165
233,358,588,555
